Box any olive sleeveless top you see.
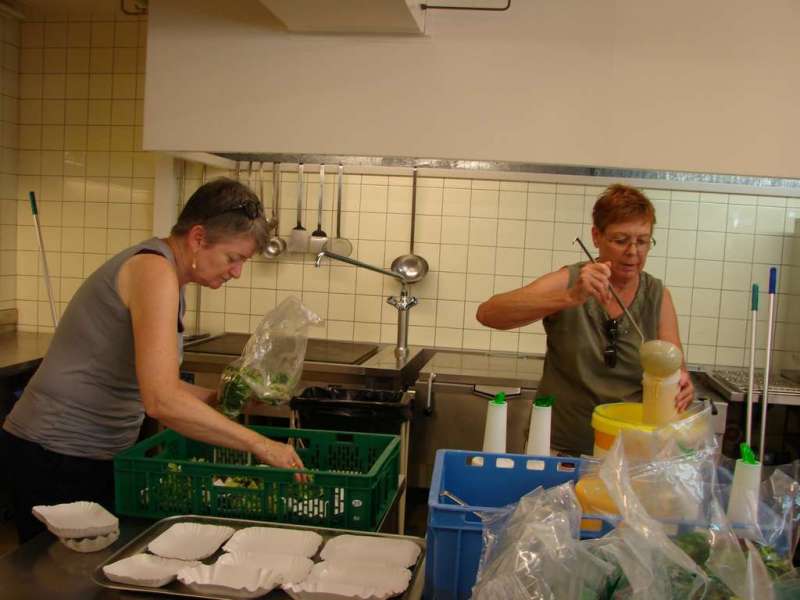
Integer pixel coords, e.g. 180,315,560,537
537,262,663,456
4,238,185,460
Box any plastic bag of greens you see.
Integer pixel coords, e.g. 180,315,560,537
576,408,717,520
760,465,800,562
774,569,800,600
708,463,800,591
596,410,776,600
716,458,800,574
472,482,616,600
218,296,321,416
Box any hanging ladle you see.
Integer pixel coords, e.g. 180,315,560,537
263,162,287,258
259,161,277,232
391,167,429,283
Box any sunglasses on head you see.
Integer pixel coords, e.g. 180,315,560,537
604,318,618,368
219,201,262,220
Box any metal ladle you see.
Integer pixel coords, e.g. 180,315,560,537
575,237,685,375
260,161,277,232
574,237,645,343
390,167,429,283
263,162,287,258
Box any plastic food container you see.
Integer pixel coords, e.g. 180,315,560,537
590,402,658,456
425,449,612,600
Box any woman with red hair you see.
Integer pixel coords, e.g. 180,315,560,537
477,184,693,456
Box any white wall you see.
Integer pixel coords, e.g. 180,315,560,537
144,0,800,178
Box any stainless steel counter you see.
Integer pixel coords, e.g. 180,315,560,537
0,518,157,600
0,331,52,377
182,335,433,391
700,367,800,407
417,349,545,389
0,516,425,600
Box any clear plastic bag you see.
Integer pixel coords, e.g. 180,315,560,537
472,482,616,600
760,464,800,560
596,407,777,599
576,408,718,520
709,463,800,595
473,407,800,600
218,296,321,417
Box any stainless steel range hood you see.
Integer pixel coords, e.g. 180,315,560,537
258,0,424,34
196,151,800,196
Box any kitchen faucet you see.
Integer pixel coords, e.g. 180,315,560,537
315,250,418,360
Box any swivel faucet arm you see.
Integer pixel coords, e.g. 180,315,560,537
315,250,416,360
315,250,409,293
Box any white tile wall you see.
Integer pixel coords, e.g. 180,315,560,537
5,8,800,371
0,16,19,311
172,164,800,370
9,10,151,331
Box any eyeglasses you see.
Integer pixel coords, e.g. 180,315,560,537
604,235,656,252
219,201,263,220
604,318,618,368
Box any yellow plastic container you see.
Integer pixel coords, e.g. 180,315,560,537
591,402,658,457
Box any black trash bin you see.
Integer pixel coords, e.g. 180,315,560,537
290,387,411,435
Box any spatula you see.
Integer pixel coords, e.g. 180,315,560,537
288,162,309,253
324,163,353,256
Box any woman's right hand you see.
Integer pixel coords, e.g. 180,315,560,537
568,261,612,305
253,437,309,483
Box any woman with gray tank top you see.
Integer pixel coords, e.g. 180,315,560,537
476,184,695,457
1,178,306,543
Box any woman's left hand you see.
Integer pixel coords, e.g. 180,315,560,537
675,370,694,411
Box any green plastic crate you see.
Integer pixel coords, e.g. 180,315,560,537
114,426,400,531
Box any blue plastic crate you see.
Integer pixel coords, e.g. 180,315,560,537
424,449,613,600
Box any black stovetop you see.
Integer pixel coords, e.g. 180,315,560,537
185,333,380,366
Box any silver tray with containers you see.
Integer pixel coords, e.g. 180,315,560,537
92,514,426,599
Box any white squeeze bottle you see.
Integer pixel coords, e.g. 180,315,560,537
640,340,683,426
482,392,507,453
525,395,554,456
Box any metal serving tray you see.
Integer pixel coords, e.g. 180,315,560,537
92,514,425,599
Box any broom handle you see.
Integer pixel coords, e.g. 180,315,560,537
759,268,777,464
29,191,58,328
746,284,758,448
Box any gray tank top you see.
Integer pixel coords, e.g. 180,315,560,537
4,238,185,460
537,262,663,456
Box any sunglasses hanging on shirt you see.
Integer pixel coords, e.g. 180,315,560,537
603,318,618,368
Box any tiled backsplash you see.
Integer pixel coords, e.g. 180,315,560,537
177,166,800,370
11,12,153,329
0,15,19,312
5,10,800,371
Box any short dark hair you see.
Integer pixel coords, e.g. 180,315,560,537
171,177,269,253
592,184,656,232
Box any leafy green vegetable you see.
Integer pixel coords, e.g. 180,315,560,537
218,365,263,418
758,544,793,580
667,532,793,600
673,531,711,566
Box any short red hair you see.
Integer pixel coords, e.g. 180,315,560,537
592,184,656,232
